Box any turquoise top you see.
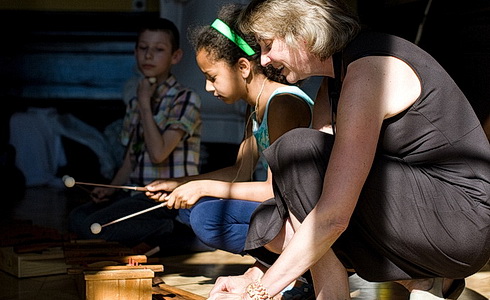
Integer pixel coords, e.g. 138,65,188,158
252,85,314,169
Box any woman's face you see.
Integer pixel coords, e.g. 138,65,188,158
196,49,244,104
258,38,321,83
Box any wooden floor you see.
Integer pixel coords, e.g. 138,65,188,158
0,186,489,300
157,251,490,300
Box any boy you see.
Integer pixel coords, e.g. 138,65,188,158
68,18,201,247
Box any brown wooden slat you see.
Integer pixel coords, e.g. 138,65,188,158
153,284,206,300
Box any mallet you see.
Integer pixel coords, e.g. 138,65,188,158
90,202,167,234
62,175,147,192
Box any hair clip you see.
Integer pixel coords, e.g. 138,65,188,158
211,19,256,56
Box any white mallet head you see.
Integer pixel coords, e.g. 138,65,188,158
90,223,102,235
63,176,75,188
148,77,157,84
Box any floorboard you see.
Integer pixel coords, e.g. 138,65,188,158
0,186,488,299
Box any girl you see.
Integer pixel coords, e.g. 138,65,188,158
146,3,313,256
146,4,316,299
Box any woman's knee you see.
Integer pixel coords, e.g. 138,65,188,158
266,128,332,170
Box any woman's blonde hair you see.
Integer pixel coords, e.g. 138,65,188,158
239,0,360,60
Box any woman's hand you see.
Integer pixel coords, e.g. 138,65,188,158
207,291,244,300
209,274,255,298
208,261,267,300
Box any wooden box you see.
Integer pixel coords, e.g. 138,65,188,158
84,268,154,300
0,246,69,278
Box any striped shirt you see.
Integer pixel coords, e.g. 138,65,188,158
121,75,201,185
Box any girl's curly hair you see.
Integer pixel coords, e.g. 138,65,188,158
188,3,287,83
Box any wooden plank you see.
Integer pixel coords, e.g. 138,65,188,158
0,221,68,248
153,284,206,300
0,246,69,278
63,240,136,258
65,254,147,265
85,269,154,280
68,264,164,274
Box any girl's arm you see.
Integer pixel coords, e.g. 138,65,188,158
150,92,312,206
312,77,334,133
146,115,260,199
267,93,311,143
164,168,274,208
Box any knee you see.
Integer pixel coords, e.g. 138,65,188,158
189,207,225,243
68,209,98,238
277,128,312,149
189,207,215,235
273,128,329,160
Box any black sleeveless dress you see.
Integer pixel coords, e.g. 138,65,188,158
245,31,490,281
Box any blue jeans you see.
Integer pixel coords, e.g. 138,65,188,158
178,197,260,255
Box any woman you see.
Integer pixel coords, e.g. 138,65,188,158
208,0,490,299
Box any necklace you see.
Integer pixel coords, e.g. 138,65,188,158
254,78,267,123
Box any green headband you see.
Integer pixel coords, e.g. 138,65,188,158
211,19,256,56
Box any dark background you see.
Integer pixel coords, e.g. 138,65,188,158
1,0,489,192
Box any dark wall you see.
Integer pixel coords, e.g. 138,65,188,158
418,0,490,124
358,0,490,125
0,10,239,185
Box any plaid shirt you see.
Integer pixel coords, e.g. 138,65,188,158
121,75,201,185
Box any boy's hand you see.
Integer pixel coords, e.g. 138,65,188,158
91,187,115,203
137,77,158,111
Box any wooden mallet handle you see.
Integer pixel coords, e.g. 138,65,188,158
102,202,167,227
90,202,167,234
76,181,147,191
63,175,147,191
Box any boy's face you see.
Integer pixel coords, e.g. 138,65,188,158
135,30,181,80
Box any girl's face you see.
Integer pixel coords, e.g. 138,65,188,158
258,38,320,83
196,49,245,104
135,30,180,81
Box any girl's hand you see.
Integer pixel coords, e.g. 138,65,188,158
145,179,180,201
164,181,206,209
